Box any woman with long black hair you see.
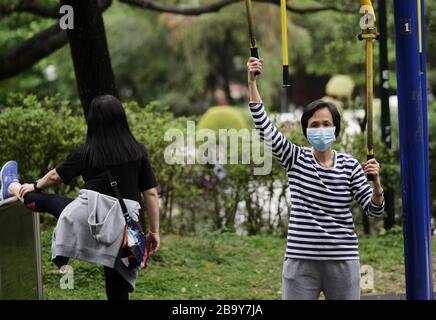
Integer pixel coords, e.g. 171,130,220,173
0,95,160,300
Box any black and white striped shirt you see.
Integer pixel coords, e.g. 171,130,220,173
249,102,384,260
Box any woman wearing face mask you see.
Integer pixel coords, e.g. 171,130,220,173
247,57,384,300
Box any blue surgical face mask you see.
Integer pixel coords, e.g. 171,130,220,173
306,127,336,152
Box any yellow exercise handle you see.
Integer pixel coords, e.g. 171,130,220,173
360,0,376,24
359,0,377,180
280,0,288,66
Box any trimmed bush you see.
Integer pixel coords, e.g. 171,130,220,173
197,106,249,132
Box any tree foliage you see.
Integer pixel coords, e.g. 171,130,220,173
2,0,423,112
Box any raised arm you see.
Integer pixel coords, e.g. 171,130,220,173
247,58,300,170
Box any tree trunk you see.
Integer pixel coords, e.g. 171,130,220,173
221,29,234,106
0,24,67,80
168,189,174,233
383,189,396,230
61,0,118,117
289,67,330,108
224,190,240,231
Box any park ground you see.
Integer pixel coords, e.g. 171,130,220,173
40,223,436,300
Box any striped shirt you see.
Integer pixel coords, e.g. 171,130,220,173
249,102,385,260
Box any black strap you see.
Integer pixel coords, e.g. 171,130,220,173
104,168,129,216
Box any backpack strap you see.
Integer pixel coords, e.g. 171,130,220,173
104,167,128,216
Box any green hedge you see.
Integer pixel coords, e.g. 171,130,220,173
0,94,86,196
0,94,412,236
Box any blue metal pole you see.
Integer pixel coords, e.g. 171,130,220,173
393,0,433,300
419,1,432,264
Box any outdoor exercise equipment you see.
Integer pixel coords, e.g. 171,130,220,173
0,197,43,299
357,0,433,301
358,0,378,181
280,0,291,113
393,0,433,300
280,0,290,89
244,0,260,75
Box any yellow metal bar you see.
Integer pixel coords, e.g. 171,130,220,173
359,0,378,168
360,0,376,24
280,0,288,66
366,37,374,155
245,0,256,48
417,0,423,53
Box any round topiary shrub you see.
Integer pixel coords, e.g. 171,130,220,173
197,106,249,132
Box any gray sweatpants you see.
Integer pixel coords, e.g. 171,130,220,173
282,258,361,300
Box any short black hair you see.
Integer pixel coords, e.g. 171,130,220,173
300,99,341,138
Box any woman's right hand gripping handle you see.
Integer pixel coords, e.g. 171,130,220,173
247,57,264,102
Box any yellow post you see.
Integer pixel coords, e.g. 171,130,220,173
358,0,378,180
417,0,423,74
281,0,288,67
280,0,290,88
366,36,374,158
245,0,260,76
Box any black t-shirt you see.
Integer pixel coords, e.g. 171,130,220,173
56,147,158,208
